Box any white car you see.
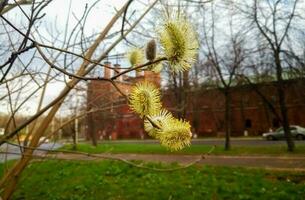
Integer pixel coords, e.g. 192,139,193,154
262,125,305,140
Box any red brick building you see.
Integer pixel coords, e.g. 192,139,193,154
86,62,161,140
86,62,305,139
163,79,305,137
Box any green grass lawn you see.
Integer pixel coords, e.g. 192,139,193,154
61,143,305,156
1,160,304,200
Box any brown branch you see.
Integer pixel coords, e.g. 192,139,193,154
36,43,166,83
0,0,32,15
278,0,299,46
111,57,167,80
35,44,109,81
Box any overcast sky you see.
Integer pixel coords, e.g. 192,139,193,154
1,0,149,116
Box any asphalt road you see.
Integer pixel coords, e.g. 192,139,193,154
0,142,62,163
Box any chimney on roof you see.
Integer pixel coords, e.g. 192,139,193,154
144,70,161,87
104,61,111,79
113,63,122,82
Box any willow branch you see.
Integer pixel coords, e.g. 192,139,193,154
4,142,216,172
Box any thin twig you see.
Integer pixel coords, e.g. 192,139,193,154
3,141,215,172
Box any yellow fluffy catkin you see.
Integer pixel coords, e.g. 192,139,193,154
127,48,144,66
159,15,199,72
129,81,162,118
157,118,192,151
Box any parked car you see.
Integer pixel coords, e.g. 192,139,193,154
262,125,305,140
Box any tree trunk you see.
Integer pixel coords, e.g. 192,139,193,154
224,88,231,150
182,71,189,118
274,52,295,152
91,128,97,146
87,112,97,146
0,99,63,199
178,72,183,118
72,124,77,150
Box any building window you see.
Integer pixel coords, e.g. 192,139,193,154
245,119,252,128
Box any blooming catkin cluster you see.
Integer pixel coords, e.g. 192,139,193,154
127,13,198,151
129,82,191,151
159,14,198,72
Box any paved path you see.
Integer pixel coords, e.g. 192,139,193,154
95,138,305,146
49,153,305,171
1,140,305,171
